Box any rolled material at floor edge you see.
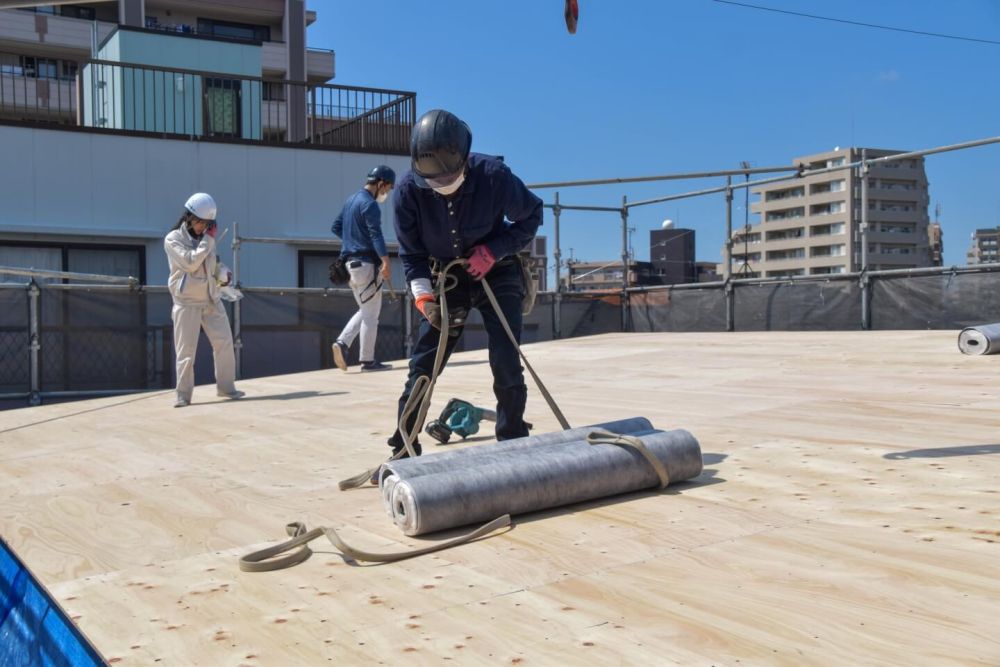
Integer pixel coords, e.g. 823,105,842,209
389,428,702,536
958,323,1000,355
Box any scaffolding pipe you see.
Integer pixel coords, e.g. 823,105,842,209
724,177,734,332
860,149,871,330
625,135,1000,210
233,222,243,380
27,279,40,405
542,203,622,213
527,164,798,190
553,191,562,339
620,195,629,331
0,265,138,285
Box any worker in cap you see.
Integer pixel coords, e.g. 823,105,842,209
331,165,396,372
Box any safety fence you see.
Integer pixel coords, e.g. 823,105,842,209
2,263,999,408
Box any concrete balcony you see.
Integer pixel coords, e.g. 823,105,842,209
261,41,334,82
867,209,925,224
0,10,116,56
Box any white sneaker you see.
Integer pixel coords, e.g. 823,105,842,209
218,390,245,400
174,398,190,408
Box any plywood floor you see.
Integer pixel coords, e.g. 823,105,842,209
1,331,999,666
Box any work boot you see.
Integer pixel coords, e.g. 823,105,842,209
173,397,190,408
332,340,349,371
218,390,245,400
361,360,392,372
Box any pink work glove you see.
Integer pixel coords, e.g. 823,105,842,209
465,244,496,280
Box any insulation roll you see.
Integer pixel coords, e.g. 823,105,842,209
379,417,654,508
387,428,702,536
958,323,1000,355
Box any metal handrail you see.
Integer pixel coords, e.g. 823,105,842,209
0,265,139,285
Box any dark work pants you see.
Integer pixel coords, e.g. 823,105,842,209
389,259,528,454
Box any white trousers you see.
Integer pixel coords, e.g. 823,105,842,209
172,301,237,401
337,260,383,363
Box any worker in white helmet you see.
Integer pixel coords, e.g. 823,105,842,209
164,192,244,408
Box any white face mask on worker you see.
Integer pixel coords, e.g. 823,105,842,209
432,171,465,196
376,191,389,203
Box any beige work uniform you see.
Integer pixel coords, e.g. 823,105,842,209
164,227,237,402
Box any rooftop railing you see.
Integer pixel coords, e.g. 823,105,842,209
0,53,414,155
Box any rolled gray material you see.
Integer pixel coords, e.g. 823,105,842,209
958,323,1000,355
387,428,702,536
379,417,654,509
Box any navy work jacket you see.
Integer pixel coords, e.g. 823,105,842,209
331,188,388,260
393,153,542,283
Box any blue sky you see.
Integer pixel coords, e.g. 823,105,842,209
313,0,1000,268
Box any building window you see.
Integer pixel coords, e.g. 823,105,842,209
765,186,804,201
299,250,341,288
765,228,804,241
204,78,242,137
810,244,846,258
197,18,271,43
765,207,805,222
0,242,144,284
809,179,846,195
810,201,845,216
263,81,286,102
766,248,805,261
810,266,845,275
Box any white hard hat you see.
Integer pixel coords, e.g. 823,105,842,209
184,192,217,221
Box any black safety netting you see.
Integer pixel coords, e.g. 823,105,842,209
0,287,29,394
37,287,172,392
629,287,728,332
238,288,409,378
733,278,862,331
7,268,1000,407
870,270,1000,329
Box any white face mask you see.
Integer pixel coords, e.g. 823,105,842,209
432,171,465,196
376,191,389,204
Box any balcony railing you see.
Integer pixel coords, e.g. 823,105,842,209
0,55,414,155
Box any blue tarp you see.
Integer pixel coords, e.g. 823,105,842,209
0,538,105,667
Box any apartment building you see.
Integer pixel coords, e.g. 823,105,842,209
966,228,1000,265
721,147,932,278
1,1,334,126
519,235,548,293
650,226,696,284
563,259,657,292
928,221,943,266
1,0,414,288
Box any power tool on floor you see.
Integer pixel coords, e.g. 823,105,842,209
425,398,497,444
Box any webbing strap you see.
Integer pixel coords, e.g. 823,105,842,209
586,429,671,489
480,277,570,430
239,515,511,572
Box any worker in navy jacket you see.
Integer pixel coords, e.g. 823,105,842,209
383,108,542,466
330,165,395,372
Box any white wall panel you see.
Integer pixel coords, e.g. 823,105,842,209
0,126,35,225
92,134,148,230
0,125,410,288
31,130,94,228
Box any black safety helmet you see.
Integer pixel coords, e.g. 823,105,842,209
366,165,396,185
409,109,472,189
